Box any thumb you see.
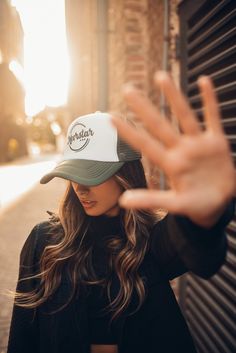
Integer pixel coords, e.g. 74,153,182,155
119,189,181,212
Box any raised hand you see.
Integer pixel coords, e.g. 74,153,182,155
112,71,236,228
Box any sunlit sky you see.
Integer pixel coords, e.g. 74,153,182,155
10,0,70,117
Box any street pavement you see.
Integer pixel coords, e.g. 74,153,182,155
0,155,66,353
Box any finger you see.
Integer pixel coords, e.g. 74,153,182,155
123,85,179,147
111,115,167,168
155,71,201,135
197,75,223,133
119,189,182,213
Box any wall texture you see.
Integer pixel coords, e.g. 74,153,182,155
108,0,165,116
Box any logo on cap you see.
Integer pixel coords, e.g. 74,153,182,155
68,122,94,152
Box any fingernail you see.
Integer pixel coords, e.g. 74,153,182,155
119,191,133,205
110,115,118,124
122,83,136,95
154,71,169,82
198,75,208,84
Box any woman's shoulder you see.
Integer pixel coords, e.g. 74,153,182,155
26,219,57,243
20,216,63,265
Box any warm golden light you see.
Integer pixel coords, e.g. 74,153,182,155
11,0,70,117
0,159,58,209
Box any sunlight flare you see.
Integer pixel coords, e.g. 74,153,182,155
11,0,70,116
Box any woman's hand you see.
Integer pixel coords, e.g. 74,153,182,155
112,71,236,228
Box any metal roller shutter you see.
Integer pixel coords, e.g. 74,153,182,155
178,1,236,352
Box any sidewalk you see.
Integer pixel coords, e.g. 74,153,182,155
0,155,66,352
0,153,60,211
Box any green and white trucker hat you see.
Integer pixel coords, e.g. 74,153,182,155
40,111,141,186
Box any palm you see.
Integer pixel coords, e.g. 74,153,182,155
164,132,234,225
112,72,235,228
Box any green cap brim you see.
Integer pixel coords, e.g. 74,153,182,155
40,159,124,186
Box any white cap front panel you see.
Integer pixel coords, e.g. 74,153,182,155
63,112,119,162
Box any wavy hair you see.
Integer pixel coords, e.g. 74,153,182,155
14,160,161,320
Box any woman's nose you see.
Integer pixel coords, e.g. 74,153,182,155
77,184,89,194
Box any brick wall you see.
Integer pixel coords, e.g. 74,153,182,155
108,0,180,112
107,0,164,186
169,0,180,86
108,0,164,116
107,0,126,114
66,0,180,119
146,0,164,105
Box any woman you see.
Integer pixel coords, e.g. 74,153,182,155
7,72,235,353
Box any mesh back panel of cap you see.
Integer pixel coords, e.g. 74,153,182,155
117,136,141,161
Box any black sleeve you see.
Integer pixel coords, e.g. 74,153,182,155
7,224,41,353
150,200,235,280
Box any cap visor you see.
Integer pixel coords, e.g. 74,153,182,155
40,159,124,186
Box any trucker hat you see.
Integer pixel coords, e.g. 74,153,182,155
40,111,141,186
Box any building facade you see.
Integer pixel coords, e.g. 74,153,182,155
0,0,26,163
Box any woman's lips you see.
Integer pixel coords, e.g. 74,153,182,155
80,200,97,209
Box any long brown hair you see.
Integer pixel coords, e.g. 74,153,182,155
15,160,161,320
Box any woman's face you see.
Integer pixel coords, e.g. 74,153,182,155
71,177,123,217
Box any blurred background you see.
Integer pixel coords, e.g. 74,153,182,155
0,0,70,163
0,1,235,352
0,0,176,169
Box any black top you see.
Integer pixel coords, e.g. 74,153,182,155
7,201,235,353
87,215,123,344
